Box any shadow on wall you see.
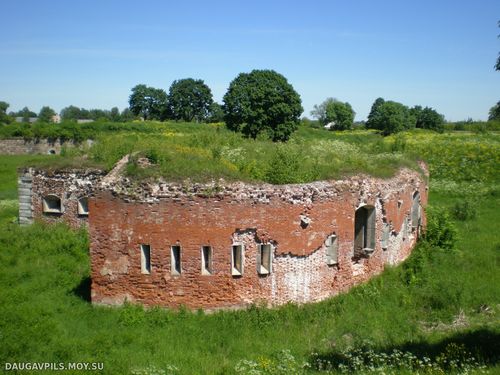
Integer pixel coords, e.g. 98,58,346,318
309,329,500,370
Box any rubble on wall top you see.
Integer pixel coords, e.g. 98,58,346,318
22,154,427,205
98,167,425,205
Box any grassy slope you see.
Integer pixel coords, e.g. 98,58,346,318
8,122,421,184
0,131,499,374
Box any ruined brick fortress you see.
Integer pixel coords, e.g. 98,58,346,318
18,161,427,310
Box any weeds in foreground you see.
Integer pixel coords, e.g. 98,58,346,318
235,344,489,374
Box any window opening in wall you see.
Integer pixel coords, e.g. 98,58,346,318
402,215,409,240
354,205,376,257
258,243,272,274
381,222,391,250
140,244,151,274
231,244,244,276
78,197,89,216
325,234,339,265
201,246,212,275
42,195,62,214
171,245,181,275
411,191,421,231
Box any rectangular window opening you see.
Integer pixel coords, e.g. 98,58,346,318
381,223,390,250
171,245,181,275
231,244,244,276
140,244,151,274
43,195,62,214
201,246,212,275
326,235,338,265
354,206,376,258
258,244,272,274
78,197,89,216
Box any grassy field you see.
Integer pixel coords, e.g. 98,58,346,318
0,127,499,374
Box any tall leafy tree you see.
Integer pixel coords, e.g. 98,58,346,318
13,107,37,122
366,100,414,135
310,97,355,130
120,108,135,122
60,105,82,121
415,106,445,131
207,102,224,123
129,84,168,120
0,101,12,124
38,106,56,123
110,107,121,122
489,101,500,121
167,78,213,122
366,97,385,129
223,69,303,142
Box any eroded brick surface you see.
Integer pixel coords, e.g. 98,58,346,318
22,164,428,310
88,168,428,310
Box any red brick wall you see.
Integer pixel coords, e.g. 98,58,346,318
89,169,427,310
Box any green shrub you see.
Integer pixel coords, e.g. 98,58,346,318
423,206,457,250
265,144,306,184
450,199,478,221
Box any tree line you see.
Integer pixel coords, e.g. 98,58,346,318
128,70,303,141
0,103,136,123
1,67,499,142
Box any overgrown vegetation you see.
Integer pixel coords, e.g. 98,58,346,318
0,127,499,374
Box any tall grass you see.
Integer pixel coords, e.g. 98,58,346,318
0,130,499,374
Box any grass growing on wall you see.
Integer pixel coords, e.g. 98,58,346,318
0,130,499,374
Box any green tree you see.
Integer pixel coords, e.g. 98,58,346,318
13,107,37,122
311,98,355,129
366,97,385,129
167,78,213,122
223,69,303,141
0,101,12,124
110,107,121,122
60,105,82,121
207,102,224,123
120,108,135,122
415,106,445,131
489,101,500,121
367,100,413,135
37,106,56,123
129,84,168,120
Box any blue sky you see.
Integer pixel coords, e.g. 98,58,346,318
1,0,499,121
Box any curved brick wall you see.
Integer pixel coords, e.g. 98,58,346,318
88,167,428,310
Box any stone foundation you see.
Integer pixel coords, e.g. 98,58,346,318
0,138,89,155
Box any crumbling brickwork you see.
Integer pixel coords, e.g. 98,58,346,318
89,167,428,310
20,168,106,228
21,163,428,310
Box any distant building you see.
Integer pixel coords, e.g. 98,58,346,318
15,117,37,124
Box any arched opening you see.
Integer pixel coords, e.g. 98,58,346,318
42,195,62,214
47,149,56,155
354,205,376,257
